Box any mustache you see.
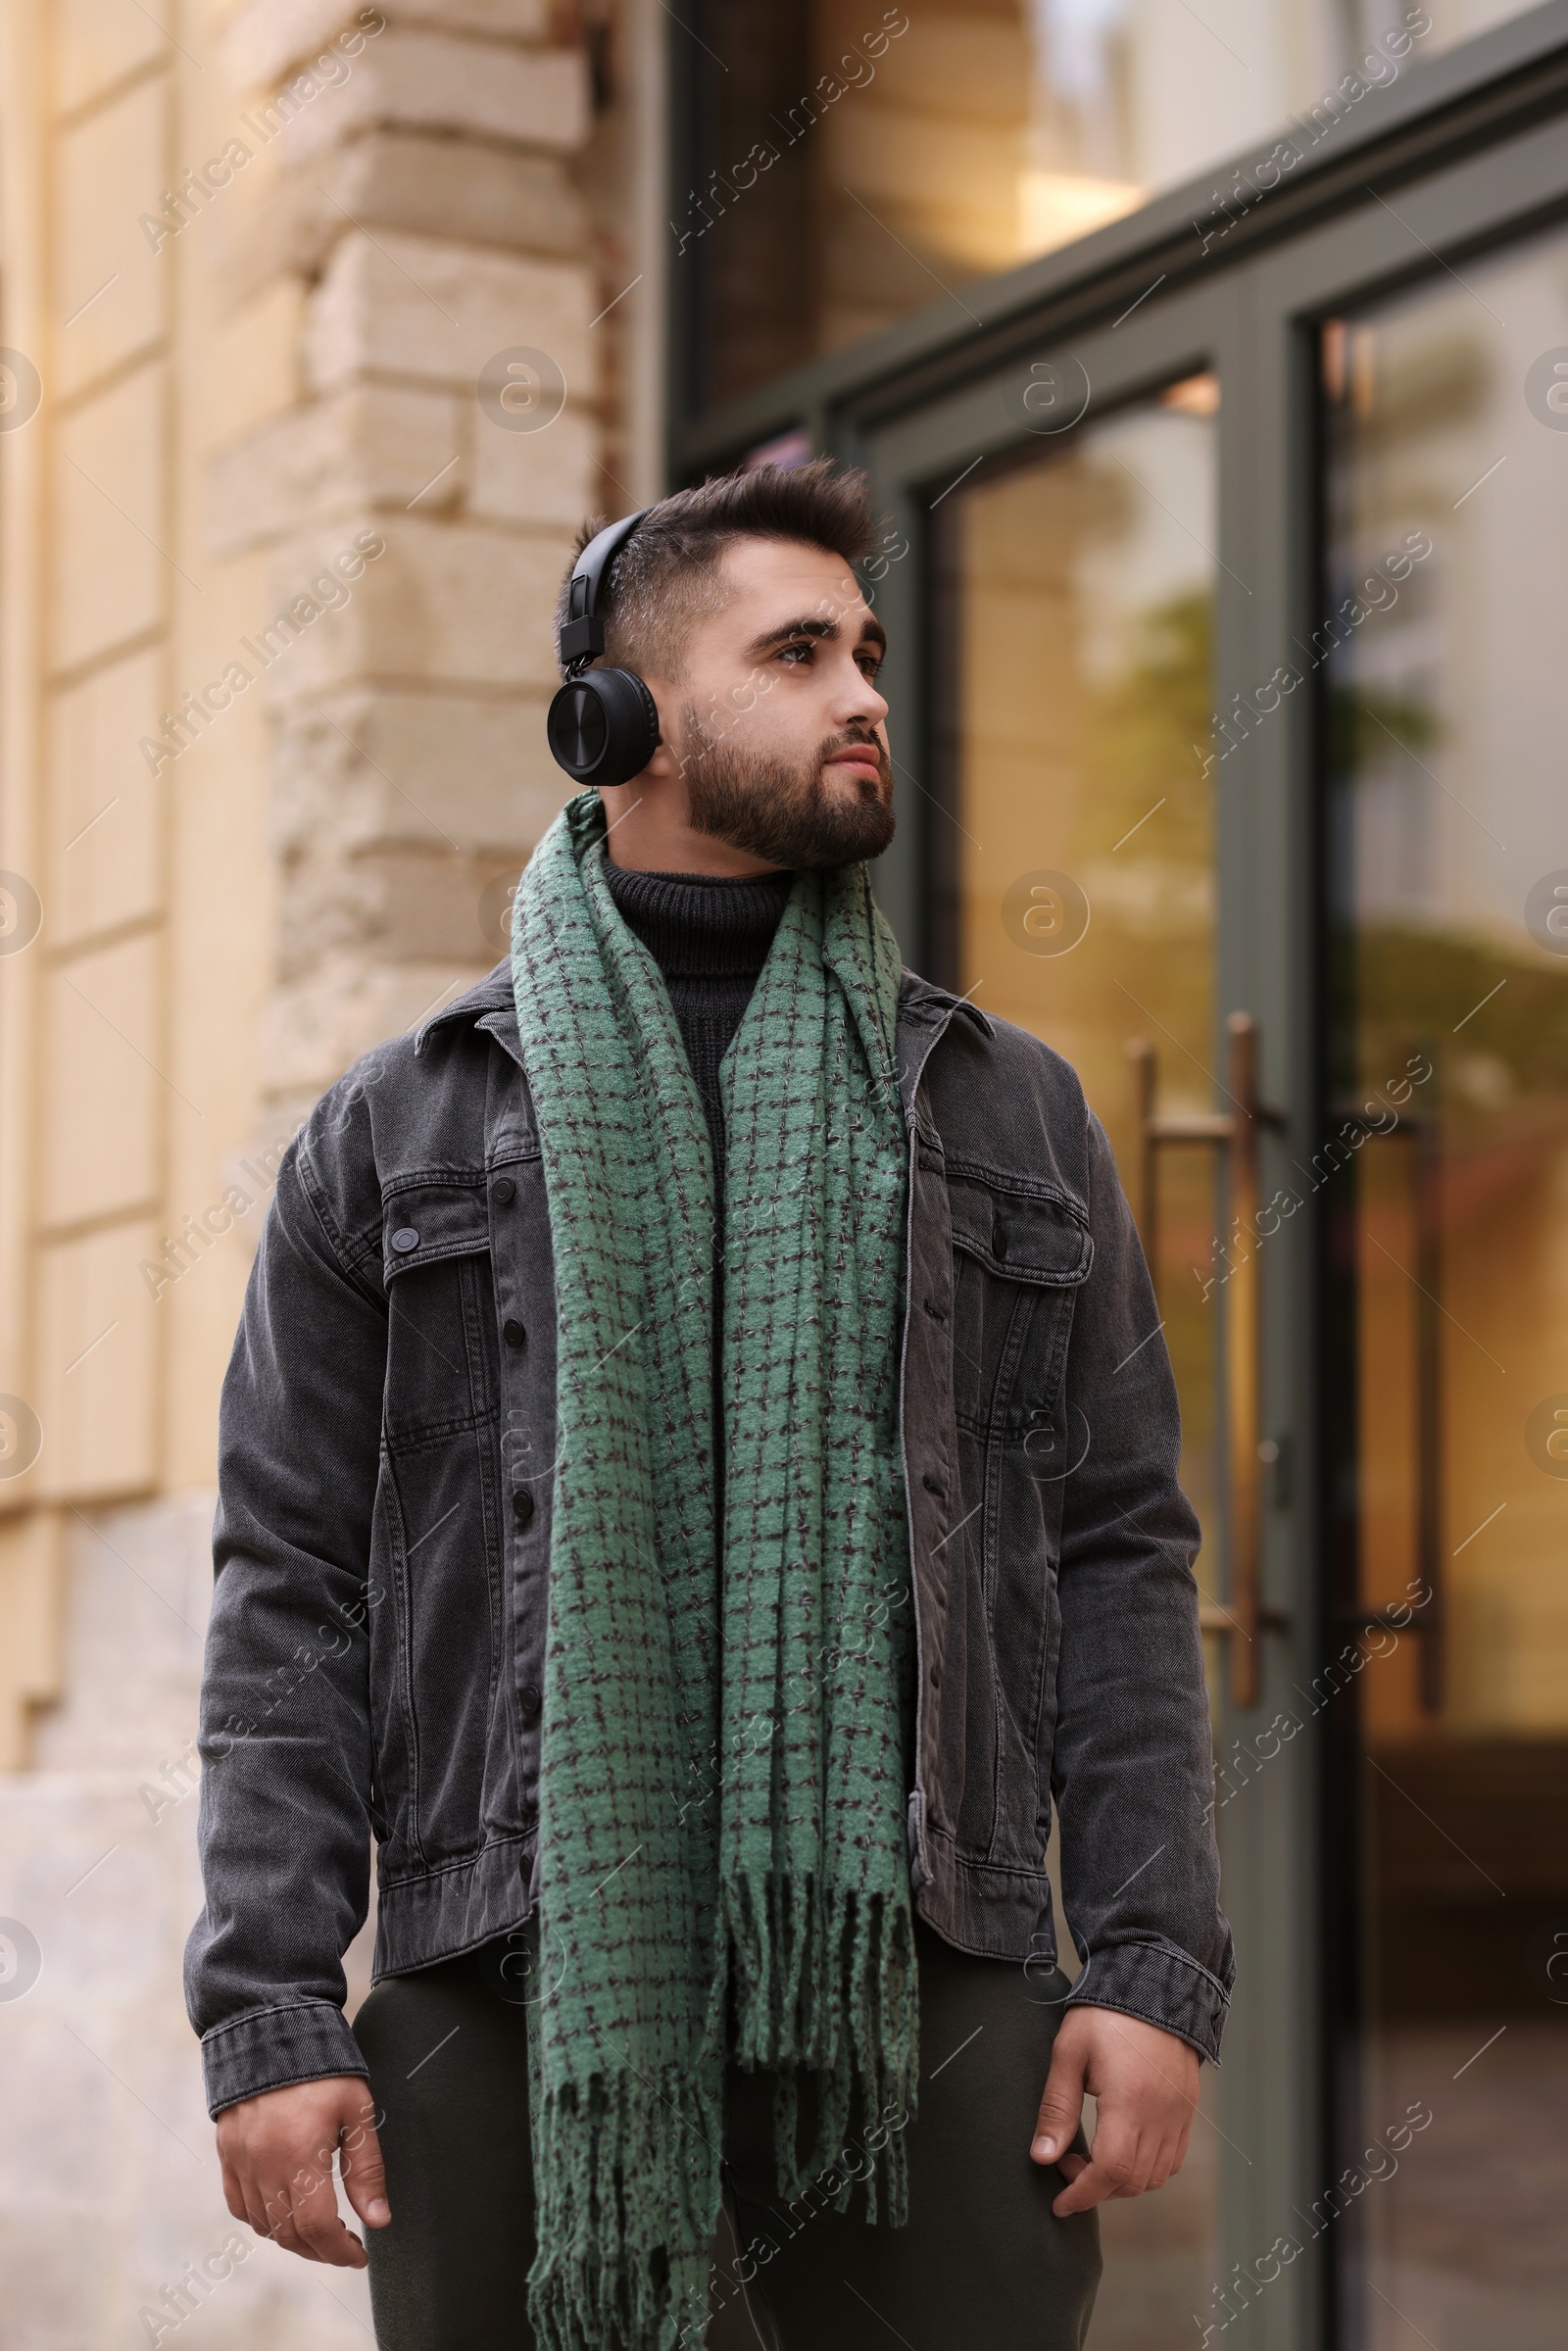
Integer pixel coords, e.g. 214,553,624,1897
818,728,891,781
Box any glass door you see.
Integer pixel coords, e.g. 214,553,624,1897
1321,231,1568,2351
926,367,1229,2347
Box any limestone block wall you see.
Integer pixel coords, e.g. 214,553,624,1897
210,0,604,1130
0,0,662,2338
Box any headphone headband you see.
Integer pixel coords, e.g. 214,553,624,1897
558,508,649,670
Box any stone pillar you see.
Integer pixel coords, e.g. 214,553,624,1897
209,0,604,1131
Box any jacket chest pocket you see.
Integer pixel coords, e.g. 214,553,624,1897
947,1170,1093,1440
381,1180,497,1443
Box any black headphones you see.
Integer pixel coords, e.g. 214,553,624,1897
546,510,662,787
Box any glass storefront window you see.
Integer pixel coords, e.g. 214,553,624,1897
1323,229,1568,2349
673,0,1545,415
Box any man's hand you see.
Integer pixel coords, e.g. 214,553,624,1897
1030,2006,1199,2217
217,2077,389,2266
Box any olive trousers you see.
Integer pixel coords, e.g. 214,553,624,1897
353,1917,1101,2350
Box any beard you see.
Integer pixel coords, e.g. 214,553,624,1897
677,707,897,870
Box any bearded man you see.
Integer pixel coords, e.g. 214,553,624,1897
188,461,1232,2351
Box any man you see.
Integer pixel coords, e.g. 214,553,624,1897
189,461,1231,2351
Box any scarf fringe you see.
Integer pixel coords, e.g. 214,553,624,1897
721,1872,919,2227
527,2063,720,2351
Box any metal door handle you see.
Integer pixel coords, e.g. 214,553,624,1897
1328,1076,1445,1711
1128,1011,1283,1708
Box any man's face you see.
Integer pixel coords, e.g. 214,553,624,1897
645,536,894,869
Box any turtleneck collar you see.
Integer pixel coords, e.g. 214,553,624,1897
601,860,796,979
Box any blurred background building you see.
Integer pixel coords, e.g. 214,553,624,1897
1,0,1565,2345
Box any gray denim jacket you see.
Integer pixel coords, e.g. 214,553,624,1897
186,960,1232,2116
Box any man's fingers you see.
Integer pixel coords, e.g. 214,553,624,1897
239,2185,275,2244
288,2162,369,2269
1159,2121,1194,2186
1112,2135,1159,2200
1052,2157,1109,2217
270,2219,322,2263
297,2212,368,2269
341,2114,392,2230
256,2188,313,2260
1030,2038,1088,2165
1051,2119,1141,2216
1058,2117,1191,2213
279,2177,367,2269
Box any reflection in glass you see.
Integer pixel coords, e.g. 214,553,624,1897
679,0,1471,412
1323,233,1568,2349
934,378,1219,2347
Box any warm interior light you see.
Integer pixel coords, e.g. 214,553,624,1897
1017,170,1145,259
1161,372,1221,417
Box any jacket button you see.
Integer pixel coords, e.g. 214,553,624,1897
519,1682,542,1724
503,1318,526,1347
921,1471,945,1496
513,1490,534,1527
390,1227,419,1254
493,1176,515,1204
993,1222,1007,1259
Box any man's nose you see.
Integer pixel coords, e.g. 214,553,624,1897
834,656,889,730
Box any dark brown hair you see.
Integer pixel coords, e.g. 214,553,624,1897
556,458,878,682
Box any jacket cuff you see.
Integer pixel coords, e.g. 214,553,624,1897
1065,1939,1231,2064
201,1999,369,2119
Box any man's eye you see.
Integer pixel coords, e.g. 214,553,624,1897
778,641,813,664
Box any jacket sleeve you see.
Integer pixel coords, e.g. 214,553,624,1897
184,1079,388,2117
1053,1110,1234,2061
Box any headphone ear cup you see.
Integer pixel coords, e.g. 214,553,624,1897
546,667,660,788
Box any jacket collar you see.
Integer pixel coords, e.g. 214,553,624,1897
416,960,521,1063
894,969,992,1126
896,968,994,1037
416,957,995,1087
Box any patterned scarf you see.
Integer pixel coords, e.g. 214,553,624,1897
509,791,918,2351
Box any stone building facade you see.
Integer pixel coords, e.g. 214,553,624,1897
0,1,662,2338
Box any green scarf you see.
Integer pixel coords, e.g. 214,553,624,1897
509,791,919,2351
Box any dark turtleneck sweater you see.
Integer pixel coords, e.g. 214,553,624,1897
601,861,795,1192
602,860,795,1533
